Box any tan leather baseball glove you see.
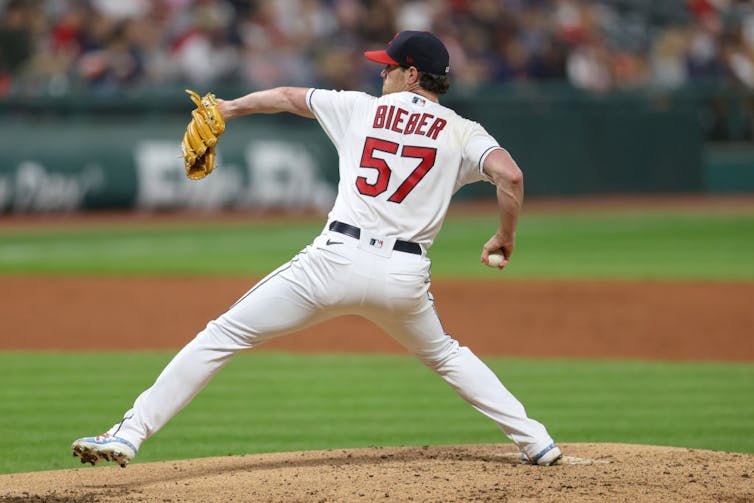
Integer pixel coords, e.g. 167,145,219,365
181,89,225,180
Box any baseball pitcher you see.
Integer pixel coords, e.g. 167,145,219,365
72,31,562,468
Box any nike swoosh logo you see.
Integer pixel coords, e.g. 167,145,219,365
326,239,343,246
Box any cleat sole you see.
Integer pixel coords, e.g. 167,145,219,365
72,439,134,468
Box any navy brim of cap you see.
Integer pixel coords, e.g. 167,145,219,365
364,50,400,66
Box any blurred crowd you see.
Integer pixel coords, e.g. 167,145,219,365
2,0,754,97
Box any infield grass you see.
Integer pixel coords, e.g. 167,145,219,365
0,207,752,279
1,352,752,474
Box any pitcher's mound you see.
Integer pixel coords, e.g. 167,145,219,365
1,443,752,502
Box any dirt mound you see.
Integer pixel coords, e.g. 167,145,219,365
1,444,751,502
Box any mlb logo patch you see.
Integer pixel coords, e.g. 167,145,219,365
358,232,395,257
412,96,426,106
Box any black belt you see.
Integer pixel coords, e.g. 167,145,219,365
328,221,421,255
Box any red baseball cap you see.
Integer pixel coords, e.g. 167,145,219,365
364,31,450,75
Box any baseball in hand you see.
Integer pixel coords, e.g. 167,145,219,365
486,252,505,268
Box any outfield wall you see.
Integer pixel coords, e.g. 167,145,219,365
1,84,749,213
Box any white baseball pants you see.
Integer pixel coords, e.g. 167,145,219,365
108,227,556,459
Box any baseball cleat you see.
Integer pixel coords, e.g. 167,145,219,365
72,433,137,468
521,443,562,466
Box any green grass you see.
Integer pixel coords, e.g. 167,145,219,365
0,221,318,277
436,211,754,280
0,209,752,279
1,352,752,474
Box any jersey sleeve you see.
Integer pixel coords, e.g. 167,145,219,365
306,89,372,151
455,121,504,190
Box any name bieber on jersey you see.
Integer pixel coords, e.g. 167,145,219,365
372,105,447,140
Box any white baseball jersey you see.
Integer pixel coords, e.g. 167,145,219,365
307,89,501,249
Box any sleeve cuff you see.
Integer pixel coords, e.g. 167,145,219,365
306,88,317,115
478,146,505,181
